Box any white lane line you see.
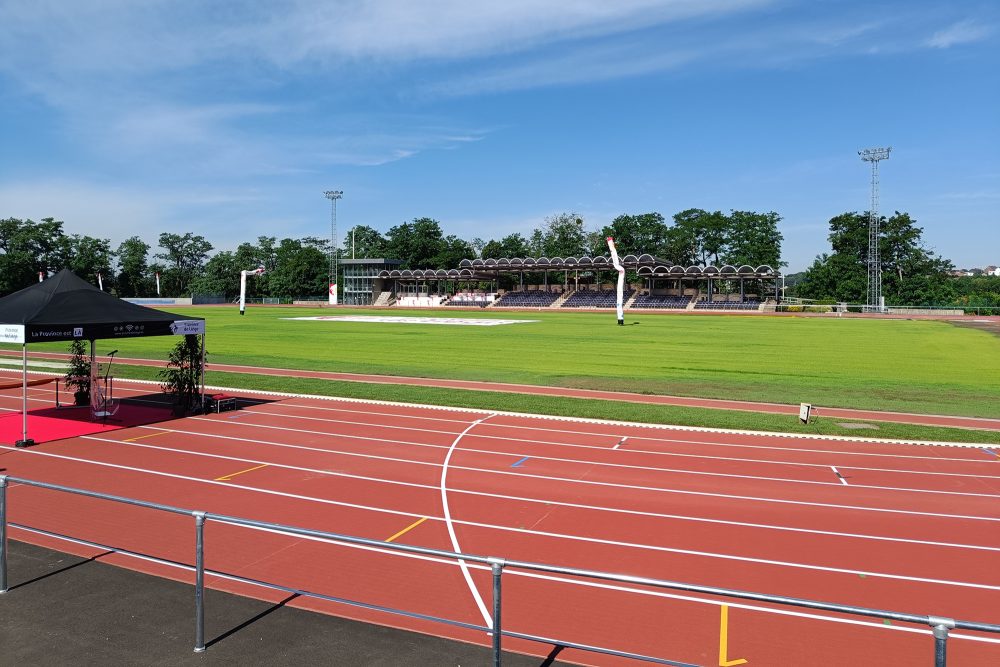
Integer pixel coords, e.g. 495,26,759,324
831,466,849,485
439,414,495,629
234,409,1000,479
95,427,1000,522
179,420,1000,499
7,442,1000,593
81,434,1000,553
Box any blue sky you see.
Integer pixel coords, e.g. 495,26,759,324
0,1,996,272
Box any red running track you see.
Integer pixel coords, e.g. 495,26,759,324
1,380,999,666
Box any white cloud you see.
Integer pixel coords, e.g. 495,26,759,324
926,19,992,48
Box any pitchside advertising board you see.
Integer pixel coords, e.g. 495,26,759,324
16,319,205,343
329,282,338,305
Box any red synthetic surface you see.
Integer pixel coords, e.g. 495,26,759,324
1,378,999,666
0,402,173,444
4,348,999,431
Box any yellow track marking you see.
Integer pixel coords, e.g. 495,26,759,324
123,431,171,442
214,463,270,482
385,516,428,543
719,604,748,666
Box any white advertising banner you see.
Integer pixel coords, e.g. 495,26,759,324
1,325,25,344
169,320,206,335
328,282,338,305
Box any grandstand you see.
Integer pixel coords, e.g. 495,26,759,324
375,255,779,312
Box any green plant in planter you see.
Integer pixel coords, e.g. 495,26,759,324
159,334,204,415
65,339,92,406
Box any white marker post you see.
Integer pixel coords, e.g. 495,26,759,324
38,271,44,283
606,236,625,326
155,272,161,296
239,266,265,315
96,272,103,291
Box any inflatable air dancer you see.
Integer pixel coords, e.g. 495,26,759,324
239,266,266,315
607,237,625,326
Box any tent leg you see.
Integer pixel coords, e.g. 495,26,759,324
199,333,206,412
15,344,34,448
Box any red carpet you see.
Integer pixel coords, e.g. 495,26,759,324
0,403,174,445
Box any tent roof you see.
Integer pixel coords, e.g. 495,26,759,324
0,269,204,343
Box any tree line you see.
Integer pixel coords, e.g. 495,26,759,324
1,209,784,299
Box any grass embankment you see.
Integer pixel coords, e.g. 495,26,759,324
81,362,998,445
6,305,999,422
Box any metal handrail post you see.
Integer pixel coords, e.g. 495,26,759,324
930,617,955,667
194,512,206,653
489,557,505,667
0,476,7,593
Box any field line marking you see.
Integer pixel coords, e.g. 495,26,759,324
831,466,849,485
233,409,1000,476
123,431,171,442
511,456,529,467
76,434,1000,550
719,605,748,666
440,414,496,629
385,516,428,543
102,427,1000,522
215,463,269,481
175,420,1000,497
11,441,1000,592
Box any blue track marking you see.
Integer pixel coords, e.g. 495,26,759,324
511,456,530,468
982,448,999,458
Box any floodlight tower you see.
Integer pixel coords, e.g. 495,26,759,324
859,147,891,312
323,190,343,304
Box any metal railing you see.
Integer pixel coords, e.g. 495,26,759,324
1,475,998,666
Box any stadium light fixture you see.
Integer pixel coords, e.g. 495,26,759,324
323,190,343,304
858,147,891,313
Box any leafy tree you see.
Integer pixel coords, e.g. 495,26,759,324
796,211,954,304
116,236,151,297
188,250,239,298
540,213,588,257
432,235,475,269
0,217,67,293
481,233,531,259
343,225,387,259
669,209,728,266
268,238,328,297
385,218,447,269
597,213,669,257
724,210,784,268
62,234,115,291
156,232,213,296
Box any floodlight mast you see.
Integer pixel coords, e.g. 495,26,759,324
859,147,891,312
323,190,343,304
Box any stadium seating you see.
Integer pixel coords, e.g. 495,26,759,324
693,299,761,311
561,288,634,308
493,290,561,307
631,293,691,309
447,292,492,307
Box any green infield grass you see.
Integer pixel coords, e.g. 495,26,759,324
7,306,1000,419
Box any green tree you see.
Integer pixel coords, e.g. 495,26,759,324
797,211,954,304
62,234,115,291
481,233,531,259
116,236,151,297
188,251,239,298
385,218,447,269
724,210,784,268
598,213,670,257
269,238,328,297
432,235,475,269
669,209,728,266
343,225,387,259
0,217,66,293
540,213,587,257
156,232,213,296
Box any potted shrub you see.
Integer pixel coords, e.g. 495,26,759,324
160,334,204,415
65,339,91,406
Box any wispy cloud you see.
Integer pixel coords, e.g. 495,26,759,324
926,19,992,48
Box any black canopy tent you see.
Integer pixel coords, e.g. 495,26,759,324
0,269,206,446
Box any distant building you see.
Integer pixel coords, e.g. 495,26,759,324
985,265,1000,277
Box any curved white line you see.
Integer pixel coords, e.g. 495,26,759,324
439,414,495,629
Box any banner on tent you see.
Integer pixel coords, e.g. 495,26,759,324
1,325,24,344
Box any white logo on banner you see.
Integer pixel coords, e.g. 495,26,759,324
73,327,83,338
